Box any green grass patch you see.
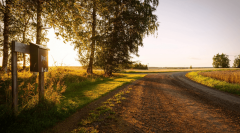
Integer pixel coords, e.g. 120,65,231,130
0,67,145,133
186,70,240,96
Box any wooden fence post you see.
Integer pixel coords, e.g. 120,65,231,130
11,41,18,115
39,72,44,102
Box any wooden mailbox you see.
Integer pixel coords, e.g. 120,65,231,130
11,41,49,115
30,43,49,72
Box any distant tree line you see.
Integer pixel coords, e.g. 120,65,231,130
212,53,240,68
82,61,148,71
0,0,159,76
126,62,148,70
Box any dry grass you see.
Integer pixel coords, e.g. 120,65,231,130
199,70,240,84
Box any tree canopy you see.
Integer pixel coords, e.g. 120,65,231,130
212,53,230,68
0,0,50,72
0,0,159,76
232,55,240,68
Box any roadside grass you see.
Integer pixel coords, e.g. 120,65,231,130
71,87,133,133
0,67,145,133
186,69,240,96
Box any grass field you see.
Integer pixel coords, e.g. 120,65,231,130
0,67,145,133
186,69,240,96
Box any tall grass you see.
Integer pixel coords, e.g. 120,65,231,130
199,70,240,84
0,66,145,133
1,67,70,113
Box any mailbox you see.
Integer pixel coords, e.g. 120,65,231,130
30,43,49,72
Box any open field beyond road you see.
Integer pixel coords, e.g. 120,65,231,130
186,69,240,96
119,68,239,73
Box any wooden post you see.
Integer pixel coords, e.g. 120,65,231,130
39,72,44,102
12,41,18,115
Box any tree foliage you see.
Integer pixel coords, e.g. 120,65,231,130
0,0,50,72
129,62,148,70
93,0,159,76
0,0,159,75
212,53,230,68
232,55,240,68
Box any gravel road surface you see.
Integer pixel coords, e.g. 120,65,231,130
46,72,240,133
98,72,240,132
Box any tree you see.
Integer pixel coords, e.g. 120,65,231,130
48,0,107,74
0,0,50,72
94,0,159,76
1,0,12,73
86,0,96,74
12,0,37,70
232,55,240,68
212,53,230,68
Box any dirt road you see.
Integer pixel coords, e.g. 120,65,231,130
47,72,240,133
97,72,240,132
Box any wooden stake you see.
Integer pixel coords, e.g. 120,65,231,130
39,72,44,102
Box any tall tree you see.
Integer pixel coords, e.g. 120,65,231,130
94,0,159,76
87,0,96,74
1,0,11,73
17,0,36,69
232,55,240,68
212,53,230,68
48,0,101,74
36,0,42,45
0,0,49,71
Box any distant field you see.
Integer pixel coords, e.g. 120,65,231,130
186,69,240,96
121,68,219,73
199,69,240,84
49,66,238,73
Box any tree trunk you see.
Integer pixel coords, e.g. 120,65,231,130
33,0,42,76
104,49,113,76
22,30,26,70
22,9,28,70
104,5,119,77
36,0,42,45
2,0,10,73
87,0,96,74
